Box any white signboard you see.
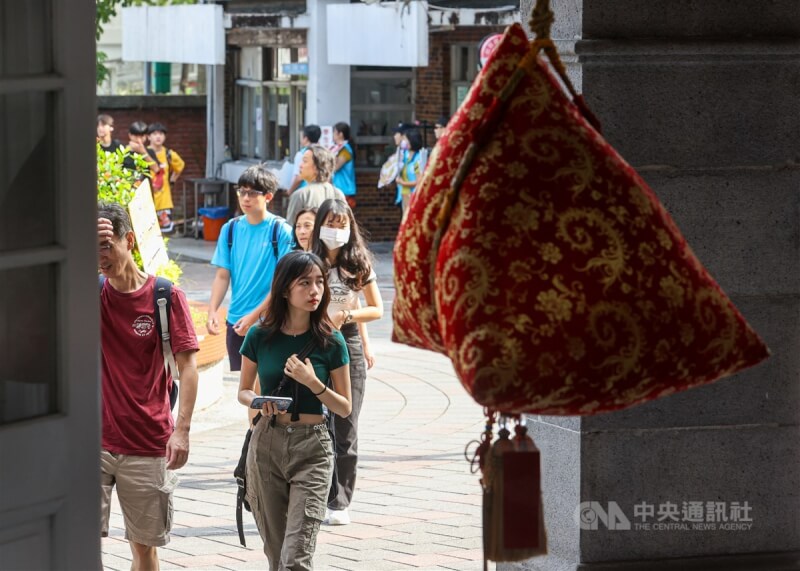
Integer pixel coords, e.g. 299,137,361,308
327,2,428,67
319,125,334,149
128,179,169,274
122,4,225,65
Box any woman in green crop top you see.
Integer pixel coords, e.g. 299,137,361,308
238,251,351,570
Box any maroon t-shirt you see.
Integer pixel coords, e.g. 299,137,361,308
100,275,199,456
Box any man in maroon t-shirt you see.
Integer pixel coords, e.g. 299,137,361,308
97,201,199,570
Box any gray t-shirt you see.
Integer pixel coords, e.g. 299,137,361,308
327,266,378,317
286,182,346,225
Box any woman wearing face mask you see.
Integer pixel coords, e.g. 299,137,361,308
286,145,346,226
394,129,425,222
312,199,383,526
295,206,376,376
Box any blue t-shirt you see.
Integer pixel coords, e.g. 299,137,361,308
210,213,294,323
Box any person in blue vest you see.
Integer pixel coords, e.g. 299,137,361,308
395,129,425,222
331,122,356,208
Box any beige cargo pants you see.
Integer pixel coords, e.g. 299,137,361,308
246,418,333,571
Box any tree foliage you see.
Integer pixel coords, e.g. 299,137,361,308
97,144,183,283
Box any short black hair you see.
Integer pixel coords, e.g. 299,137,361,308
238,164,279,194
303,125,321,144
147,122,167,135
129,121,148,135
435,115,450,127
333,122,350,141
405,129,423,152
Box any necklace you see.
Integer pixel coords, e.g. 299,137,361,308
281,326,308,337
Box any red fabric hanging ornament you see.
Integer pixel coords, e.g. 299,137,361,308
470,415,546,565
393,8,769,415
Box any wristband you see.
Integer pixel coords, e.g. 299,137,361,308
313,384,328,396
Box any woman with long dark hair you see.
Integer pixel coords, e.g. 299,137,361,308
295,205,377,369
237,251,352,570
312,199,383,525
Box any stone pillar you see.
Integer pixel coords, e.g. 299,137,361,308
509,2,800,570
306,0,350,126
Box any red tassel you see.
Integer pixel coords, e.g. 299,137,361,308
484,418,547,562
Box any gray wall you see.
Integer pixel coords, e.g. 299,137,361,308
505,1,800,569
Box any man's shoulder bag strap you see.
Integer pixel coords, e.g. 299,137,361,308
271,216,287,259
227,215,242,250
154,276,180,411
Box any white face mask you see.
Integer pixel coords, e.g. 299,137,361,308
319,226,350,250
399,139,410,150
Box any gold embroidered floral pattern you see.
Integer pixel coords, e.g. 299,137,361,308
536,289,573,322
393,23,769,415
540,242,563,264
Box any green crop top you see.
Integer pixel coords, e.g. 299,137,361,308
240,327,349,415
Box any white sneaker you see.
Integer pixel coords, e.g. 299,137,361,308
324,508,350,526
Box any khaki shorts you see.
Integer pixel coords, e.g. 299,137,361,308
100,449,178,547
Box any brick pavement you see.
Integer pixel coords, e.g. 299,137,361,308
102,243,495,570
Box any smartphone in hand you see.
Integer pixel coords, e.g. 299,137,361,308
250,396,293,411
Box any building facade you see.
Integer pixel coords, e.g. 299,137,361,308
219,0,518,239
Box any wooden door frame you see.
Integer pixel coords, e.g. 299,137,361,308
0,1,100,568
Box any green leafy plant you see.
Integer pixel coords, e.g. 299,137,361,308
189,305,208,331
98,143,183,283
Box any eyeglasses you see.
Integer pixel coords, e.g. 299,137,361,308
235,186,266,198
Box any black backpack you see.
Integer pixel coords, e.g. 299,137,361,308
99,275,180,410
226,214,286,259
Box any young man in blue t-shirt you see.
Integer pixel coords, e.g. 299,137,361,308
206,165,293,374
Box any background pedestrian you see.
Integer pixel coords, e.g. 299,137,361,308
312,198,383,525
331,122,357,208
146,122,185,233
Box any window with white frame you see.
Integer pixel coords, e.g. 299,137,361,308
450,44,479,114
351,66,414,168
235,47,307,162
